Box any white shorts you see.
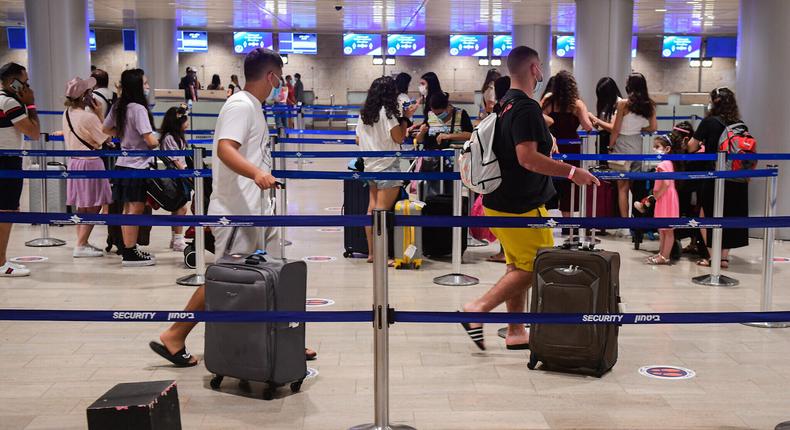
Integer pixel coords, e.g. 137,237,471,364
212,226,281,259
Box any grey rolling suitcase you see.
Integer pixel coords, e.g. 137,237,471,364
527,246,621,377
204,253,307,400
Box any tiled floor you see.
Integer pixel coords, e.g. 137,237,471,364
2,154,790,429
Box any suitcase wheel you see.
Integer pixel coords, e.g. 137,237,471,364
343,251,351,258
209,375,223,390
290,379,304,393
239,380,252,392
527,356,537,370
262,386,276,400
184,244,196,269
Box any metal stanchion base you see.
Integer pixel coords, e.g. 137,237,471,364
741,322,790,329
497,325,529,339
433,273,479,287
776,421,790,430
25,238,66,247
467,237,488,247
692,274,739,287
176,274,205,287
349,424,417,430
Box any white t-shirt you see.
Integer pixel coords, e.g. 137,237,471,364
397,93,411,116
208,91,272,216
0,91,28,150
92,87,115,117
355,107,400,172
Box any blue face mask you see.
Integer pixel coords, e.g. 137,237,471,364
436,111,449,121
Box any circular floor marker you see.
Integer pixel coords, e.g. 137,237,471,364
306,298,335,308
324,207,342,212
10,256,48,263
317,227,342,233
302,256,337,263
774,257,790,263
638,365,696,380
305,367,319,379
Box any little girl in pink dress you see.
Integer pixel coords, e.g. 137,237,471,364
646,135,680,265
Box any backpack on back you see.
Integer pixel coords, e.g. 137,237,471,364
716,117,757,174
459,95,525,194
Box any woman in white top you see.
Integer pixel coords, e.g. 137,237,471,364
62,76,113,258
478,69,500,120
356,76,415,263
609,72,658,220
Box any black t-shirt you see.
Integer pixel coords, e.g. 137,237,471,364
180,75,197,101
483,89,556,214
692,115,737,170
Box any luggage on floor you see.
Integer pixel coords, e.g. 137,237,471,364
204,254,307,400
342,179,370,257
105,201,152,254
393,199,424,269
585,179,617,218
421,194,468,258
527,247,621,377
28,161,69,214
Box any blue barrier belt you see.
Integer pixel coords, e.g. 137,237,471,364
271,150,450,158
285,129,357,136
0,149,192,157
592,168,777,181
554,153,718,161
277,138,357,145
0,169,210,179
271,170,460,181
0,308,787,325
302,114,358,119
186,139,214,145
0,212,787,230
186,129,216,135
556,139,583,145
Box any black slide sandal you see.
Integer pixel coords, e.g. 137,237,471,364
459,312,486,351
149,341,198,367
506,343,530,350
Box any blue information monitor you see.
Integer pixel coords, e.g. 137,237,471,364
387,34,425,56
233,32,273,54
343,33,382,56
122,29,136,52
7,27,26,50
556,35,575,58
449,34,487,57
706,36,737,58
279,33,318,55
178,31,208,53
662,35,701,58
492,35,512,57
89,29,96,51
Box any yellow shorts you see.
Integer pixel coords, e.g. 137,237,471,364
484,205,555,272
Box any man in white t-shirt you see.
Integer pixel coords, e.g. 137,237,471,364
150,48,317,366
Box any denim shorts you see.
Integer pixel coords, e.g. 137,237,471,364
367,163,402,190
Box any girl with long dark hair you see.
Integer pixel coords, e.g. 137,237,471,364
589,76,624,155
609,72,657,234
479,68,501,119
159,105,191,251
417,71,443,120
356,76,413,263
686,87,749,268
102,68,159,266
207,74,222,91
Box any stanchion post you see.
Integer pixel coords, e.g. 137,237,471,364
26,133,66,247
177,147,206,286
433,148,479,287
272,135,292,250
578,136,589,245
743,166,790,328
350,211,416,430
693,151,739,287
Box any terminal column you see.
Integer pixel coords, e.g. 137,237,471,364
24,0,91,132
737,0,790,239
574,0,634,106
136,19,178,99
512,25,552,93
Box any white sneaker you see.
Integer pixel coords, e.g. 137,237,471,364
0,262,30,277
86,243,104,254
170,238,188,252
73,245,104,258
8,262,26,270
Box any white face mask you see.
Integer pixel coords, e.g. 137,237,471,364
653,147,665,155
418,84,427,96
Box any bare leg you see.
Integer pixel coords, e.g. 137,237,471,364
122,202,145,248
159,285,204,364
503,266,531,345
463,265,532,342
617,180,630,218
365,183,378,263
0,212,13,266
171,204,187,235
659,229,674,259
75,206,101,246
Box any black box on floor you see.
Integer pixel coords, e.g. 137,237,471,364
86,380,182,430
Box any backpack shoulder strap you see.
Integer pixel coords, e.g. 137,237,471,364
65,109,97,151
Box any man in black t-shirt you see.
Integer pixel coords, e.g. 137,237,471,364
460,46,599,351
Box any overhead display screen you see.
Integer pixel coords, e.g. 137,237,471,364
449,34,487,57
556,35,575,58
492,35,512,57
706,36,736,58
387,34,425,56
279,33,318,55
89,29,96,51
662,35,701,58
233,32,273,54
343,33,382,56
7,27,26,50
178,31,208,53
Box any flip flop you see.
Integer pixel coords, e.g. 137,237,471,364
506,343,530,350
149,341,198,367
459,312,485,351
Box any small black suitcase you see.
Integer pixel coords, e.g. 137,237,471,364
527,247,621,377
342,179,370,257
422,194,468,258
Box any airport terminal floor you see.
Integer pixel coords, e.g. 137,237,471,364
2,154,790,430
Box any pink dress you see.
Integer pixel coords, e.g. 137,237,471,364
654,160,679,220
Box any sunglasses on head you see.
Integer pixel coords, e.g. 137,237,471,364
176,103,189,118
